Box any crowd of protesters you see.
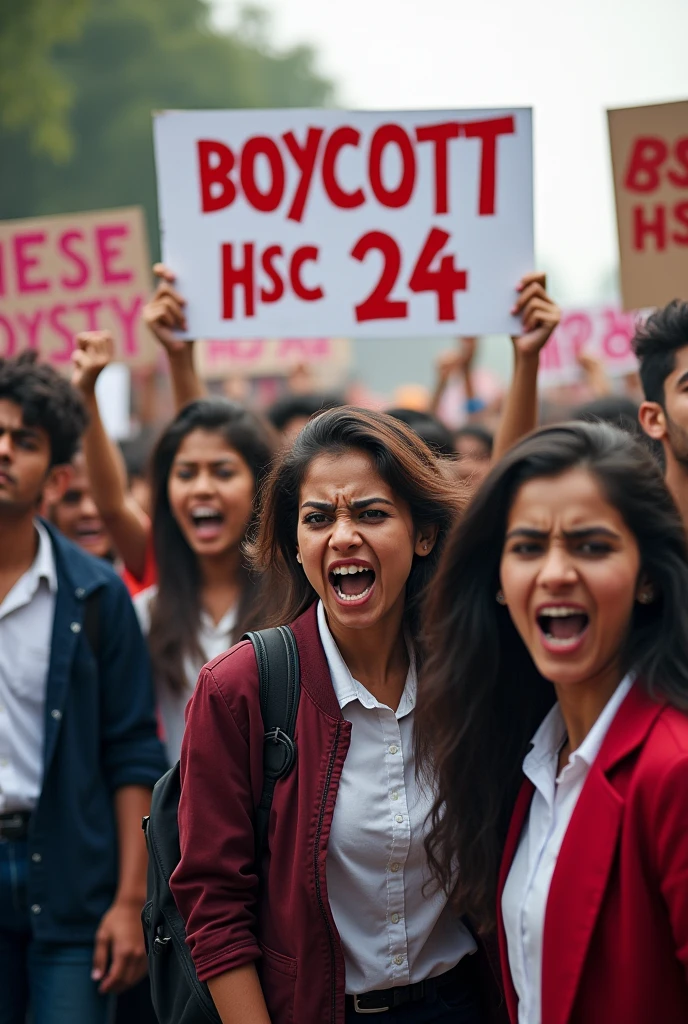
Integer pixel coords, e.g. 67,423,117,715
2,264,688,1024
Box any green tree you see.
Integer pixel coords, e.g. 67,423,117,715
0,0,334,255
0,0,90,159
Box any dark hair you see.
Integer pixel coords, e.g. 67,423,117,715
571,395,641,437
453,424,494,456
0,352,87,466
386,408,456,458
252,406,464,650
633,299,688,405
119,429,155,481
266,392,344,432
149,399,277,694
416,421,688,930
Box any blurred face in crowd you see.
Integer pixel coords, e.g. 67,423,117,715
46,452,112,559
0,399,63,517
499,467,643,695
640,346,688,468
453,433,491,489
167,428,255,559
296,448,435,636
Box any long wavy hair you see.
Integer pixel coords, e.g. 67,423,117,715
416,421,688,931
251,406,465,652
149,399,277,694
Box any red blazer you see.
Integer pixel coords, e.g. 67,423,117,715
171,604,505,1024
497,683,688,1024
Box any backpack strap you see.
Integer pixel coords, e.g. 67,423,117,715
83,587,102,660
242,626,300,855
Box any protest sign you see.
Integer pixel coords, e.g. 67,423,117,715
608,100,688,311
153,108,533,340
194,335,351,385
0,207,154,367
538,306,641,387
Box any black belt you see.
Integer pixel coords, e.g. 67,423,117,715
346,955,474,1015
0,811,31,841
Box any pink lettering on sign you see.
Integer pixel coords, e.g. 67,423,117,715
96,225,133,285
539,307,640,387
14,233,49,293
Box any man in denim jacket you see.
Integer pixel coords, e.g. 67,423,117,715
0,353,167,1024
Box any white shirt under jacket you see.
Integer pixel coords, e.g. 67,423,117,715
318,601,477,995
501,673,634,1024
134,585,237,764
0,520,57,813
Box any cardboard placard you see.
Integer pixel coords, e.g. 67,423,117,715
608,100,688,311
538,306,641,387
194,335,351,387
0,207,154,367
153,108,534,340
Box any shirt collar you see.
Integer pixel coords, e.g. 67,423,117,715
199,603,237,638
316,600,416,718
525,672,635,781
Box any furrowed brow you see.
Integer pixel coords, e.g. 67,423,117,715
350,497,395,510
301,500,336,511
562,527,621,540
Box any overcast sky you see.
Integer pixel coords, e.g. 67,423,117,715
212,0,688,306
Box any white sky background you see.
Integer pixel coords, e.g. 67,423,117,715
212,0,688,307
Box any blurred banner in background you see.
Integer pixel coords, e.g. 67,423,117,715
0,207,154,366
608,99,688,311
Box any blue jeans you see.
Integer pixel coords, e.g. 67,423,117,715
0,838,114,1024
345,975,481,1023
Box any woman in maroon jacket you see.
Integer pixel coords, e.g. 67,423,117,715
417,421,688,1024
170,406,507,1024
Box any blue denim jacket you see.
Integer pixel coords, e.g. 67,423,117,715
25,521,167,943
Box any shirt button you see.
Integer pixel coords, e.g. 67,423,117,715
70,622,82,634
32,853,42,863
50,709,62,721
390,791,399,800
393,955,404,966
390,862,400,873
75,588,86,598
31,904,41,915
388,745,399,755
395,814,404,824
391,913,400,924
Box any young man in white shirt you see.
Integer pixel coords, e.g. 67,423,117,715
0,352,167,1024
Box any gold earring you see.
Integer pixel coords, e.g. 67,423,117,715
496,590,506,605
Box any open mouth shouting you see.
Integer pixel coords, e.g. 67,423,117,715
328,560,377,606
536,604,590,654
189,505,226,541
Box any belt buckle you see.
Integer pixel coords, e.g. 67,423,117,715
353,995,390,1014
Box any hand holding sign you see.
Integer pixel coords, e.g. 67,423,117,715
510,273,561,358
143,264,190,354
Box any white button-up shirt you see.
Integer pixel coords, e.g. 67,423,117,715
318,602,476,994
501,674,634,1024
0,520,57,813
134,585,237,763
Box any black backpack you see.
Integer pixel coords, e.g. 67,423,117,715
142,626,300,1024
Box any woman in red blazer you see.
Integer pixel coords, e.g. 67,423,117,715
416,421,688,1024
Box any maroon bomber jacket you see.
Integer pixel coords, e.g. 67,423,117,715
170,602,506,1024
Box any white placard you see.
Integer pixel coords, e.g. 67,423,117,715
95,363,131,440
153,108,534,339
